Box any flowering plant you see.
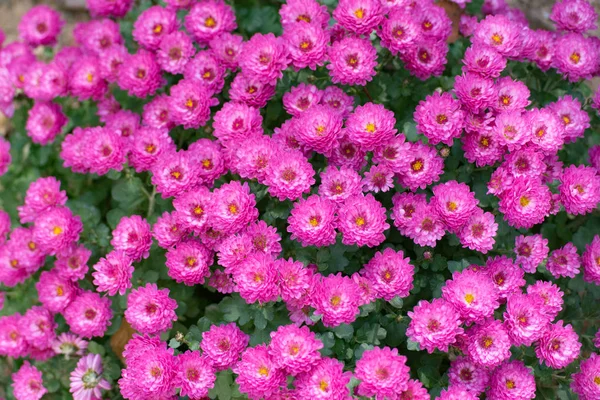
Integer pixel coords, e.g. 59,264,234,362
1,0,600,398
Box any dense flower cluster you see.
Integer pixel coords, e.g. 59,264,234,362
1,0,600,398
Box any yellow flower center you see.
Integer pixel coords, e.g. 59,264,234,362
519,196,530,207
491,33,503,45
562,115,571,125
594,376,600,385
53,226,63,235
86,73,93,83
330,295,341,306
365,122,376,133
229,204,238,215
56,286,64,296
153,24,163,34
436,114,447,124
186,257,196,267
570,52,580,64
185,99,195,108
447,201,457,212
506,379,515,389
205,16,216,28
201,159,212,169
194,205,203,215
171,171,181,180
258,366,269,376
319,379,329,391
465,293,474,304
145,144,156,154
355,216,365,226
411,160,423,172
482,337,493,348
289,345,300,355
28,241,36,250
354,8,364,19
309,216,319,227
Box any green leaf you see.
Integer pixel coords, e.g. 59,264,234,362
407,338,420,351
333,323,354,340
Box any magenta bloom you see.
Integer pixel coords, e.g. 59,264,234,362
462,44,506,78
233,253,279,304
169,79,216,129
12,362,46,400
233,345,286,400
142,94,174,130
70,354,111,400
295,357,352,400
319,166,362,204
363,248,414,301
454,72,496,113
333,0,383,35
151,151,200,199
549,95,590,143
280,0,330,29
362,164,394,193
527,280,564,319
288,195,337,248
397,141,444,191
68,56,107,101
283,23,328,71
92,250,134,296
559,165,600,215
20,305,57,350
209,33,244,70
213,101,263,146
86,0,133,18
466,319,511,368
277,258,314,305
379,10,421,54
32,206,82,256
207,272,233,294
229,74,276,108
265,150,315,201
547,242,581,278
391,192,427,236
554,33,598,82
87,127,127,176
355,346,410,398
437,386,478,400
128,127,175,173
18,5,64,47
283,83,322,117
494,76,530,113
458,209,498,254
514,234,549,273
239,33,290,85
405,204,446,247
312,273,361,327
0,210,9,244
132,6,177,50
486,256,525,299
184,51,226,95
337,194,389,247
320,86,354,117
448,356,490,395
536,320,581,369
415,91,465,146
294,105,342,156
268,324,323,375
153,211,188,249
498,177,551,229
329,135,368,170
407,298,464,353
209,181,258,234
55,244,91,281
431,181,478,231
526,108,564,154
201,322,249,370
125,283,177,335
110,215,152,262
184,0,237,45
0,314,29,358
165,239,212,286
442,268,500,324
572,353,600,400
156,31,195,75
463,129,504,167
25,101,67,145
175,351,216,399
504,292,551,346
36,270,76,313
345,102,397,151
117,50,163,98
17,176,67,224
551,0,597,33
488,360,536,400
327,36,377,86
64,291,112,338
583,235,600,285
473,14,522,57
402,39,449,80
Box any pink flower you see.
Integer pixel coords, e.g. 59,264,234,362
378,10,421,54
64,291,112,338
327,36,377,86
362,164,394,193
448,356,490,395
458,209,498,254
288,195,337,248
175,351,216,399
117,50,163,98
153,211,189,249
504,292,551,346
277,258,314,304
559,165,600,215
431,181,479,231
110,215,152,262
572,353,600,400
184,51,226,95
391,192,427,237
550,0,597,33
169,79,216,129
442,268,500,324
355,346,410,398
125,283,178,335
328,135,368,170
21,305,57,350
233,253,279,304
165,239,212,285
295,357,352,400
494,76,530,113
229,74,276,108
294,105,342,156
92,250,134,296
217,233,254,273
151,151,200,199
87,127,127,176
527,108,564,154
184,0,237,46
407,298,464,353
201,322,249,370
0,314,29,358
17,176,67,224
402,38,449,80
52,332,87,358
462,44,506,78
319,166,362,204
486,256,525,299
283,23,328,70
280,0,330,29
337,194,389,247
132,6,177,50
156,31,195,74
33,206,82,256
396,142,444,191
312,273,360,327
99,46,128,82
415,92,465,146
527,280,564,319
465,319,511,368
498,177,551,229
473,14,523,57
18,5,64,47
548,95,590,143
86,0,133,18
0,210,9,244
283,83,322,117
536,320,581,369
488,360,536,400
36,270,76,313
239,33,290,85
25,101,67,145
454,72,496,113
514,234,549,273
213,101,263,146
493,110,528,151
23,61,68,102
12,362,46,400
547,242,580,278
70,354,111,400
128,127,175,173
265,150,315,201
363,248,414,300
436,386,478,400
69,56,107,101
234,345,286,400
463,129,505,167
142,94,174,130
269,324,323,375
209,181,258,234
209,33,244,70
553,33,598,82
320,86,354,117
188,139,227,187
73,19,123,54
583,235,600,285
333,0,383,35
405,204,446,247
345,102,397,151
55,244,91,281
246,220,282,255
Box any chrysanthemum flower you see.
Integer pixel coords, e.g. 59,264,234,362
363,248,414,301
165,239,212,286
229,74,276,108
64,291,112,338
437,386,478,400
201,322,249,370
327,36,377,86
268,324,323,375
279,0,330,29
391,192,427,237
294,104,342,156
454,72,496,113
462,44,506,78
397,142,444,191
333,0,383,35
407,298,464,353
320,86,354,117
18,5,64,47
142,94,174,130
402,38,449,80
36,270,76,313
553,33,599,82
209,181,258,234
110,215,152,262
514,234,549,273
550,0,598,33
55,244,91,281
12,362,46,400
572,353,600,400
17,176,67,224
504,292,552,346
448,356,490,395
70,354,111,400
184,0,237,46
156,31,195,75
283,23,328,71
473,14,523,57
233,345,286,400
405,204,446,247
498,177,551,229
582,235,600,285
337,194,389,247
487,360,536,400
151,150,200,199
355,346,410,398
239,33,290,85
415,92,465,146
288,195,337,248
559,165,600,215
86,0,133,18
547,242,581,278
312,273,361,327
485,256,525,299
318,166,362,204
175,351,216,399
125,283,178,335
52,332,87,358
32,206,82,256
233,253,279,304
117,50,163,98
264,150,315,201
536,320,581,369
294,357,352,400
25,101,67,146
466,319,512,368
92,250,133,296
548,95,590,143
132,6,177,51
442,268,500,323
431,181,479,231
20,305,57,351
209,32,244,70
345,102,397,151
213,101,263,146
